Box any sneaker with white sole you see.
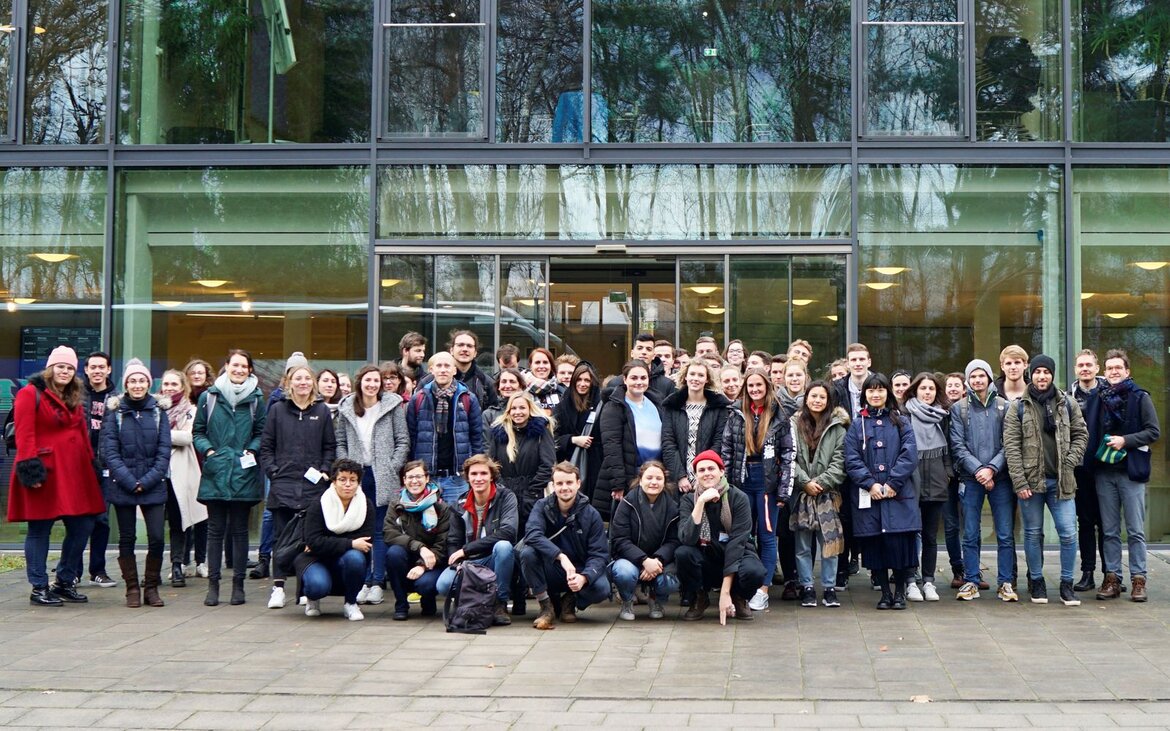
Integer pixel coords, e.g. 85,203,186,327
89,573,117,588
343,602,365,621
956,581,980,601
997,582,1019,602
906,582,924,602
748,588,770,611
196,563,209,578
304,599,321,617
922,582,940,602
365,585,385,604
298,595,307,606
355,585,371,604
267,586,286,609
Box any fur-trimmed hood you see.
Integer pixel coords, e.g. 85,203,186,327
491,414,550,444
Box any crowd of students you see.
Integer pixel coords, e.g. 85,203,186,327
5,329,1160,627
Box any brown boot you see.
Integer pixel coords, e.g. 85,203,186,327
731,595,754,621
683,591,710,621
560,592,578,623
143,556,165,607
1096,572,1122,600
1131,576,1148,603
532,597,556,630
492,600,512,626
118,556,141,608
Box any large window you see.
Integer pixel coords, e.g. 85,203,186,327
975,0,1063,141
591,0,850,142
1074,0,1170,141
378,164,851,240
1,1,15,141
25,0,109,144
496,0,583,143
858,165,1064,373
119,0,372,144
1073,167,1169,538
113,167,369,384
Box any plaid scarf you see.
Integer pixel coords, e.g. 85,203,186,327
698,476,734,545
432,383,456,436
1100,377,1136,432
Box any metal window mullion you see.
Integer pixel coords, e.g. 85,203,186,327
544,256,550,351
373,0,386,142
493,254,501,357
722,254,729,344
1062,0,1074,142
859,20,964,25
965,0,975,141
787,255,794,348
582,0,592,154
673,256,680,346
483,0,495,144
10,0,26,143
382,22,486,27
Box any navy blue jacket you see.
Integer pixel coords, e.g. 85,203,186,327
524,492,609,586
1082,386,1160,482
407,379,484,474
845,409,919,537
100,395,172,507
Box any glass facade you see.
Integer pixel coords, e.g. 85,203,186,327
25,0,108,144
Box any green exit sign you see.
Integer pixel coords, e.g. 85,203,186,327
703,47,718,57
609,291,628,304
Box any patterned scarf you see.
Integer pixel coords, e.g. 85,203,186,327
399,485,441,532
159,394,192,431
698,476,734,545
1100,377,1135,432
432,383,456,436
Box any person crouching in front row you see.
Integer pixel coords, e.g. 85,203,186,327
385,460,452,620
520,461,610,629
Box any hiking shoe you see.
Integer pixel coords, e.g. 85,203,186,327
821,589,840,608
1097,572,1122,600
748,588,770,611
799,586,817,607
342,603,365,621
997,582,1019,602
956,582,980,601
90,573,117,588
922,582,940,601
731,595,754,620
1029,577,1048,604
683,591,709,621
906,582,924,602
618,599,635,621
1132,576,1148,603
304,599,321,617
1059,580,1080,606
560,592,578,623
492,600,512,626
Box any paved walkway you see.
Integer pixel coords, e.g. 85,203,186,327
1,551,1169,729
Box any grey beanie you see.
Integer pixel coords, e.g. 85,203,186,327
964,358,994,382
284,351,309,374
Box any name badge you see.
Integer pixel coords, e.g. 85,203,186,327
718,532,730,543
239,453,257,469
858,488,872,510
763,444,775,460
304,467,324,484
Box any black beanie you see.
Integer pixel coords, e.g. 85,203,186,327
1029,354,1056,379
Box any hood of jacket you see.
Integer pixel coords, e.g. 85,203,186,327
337,390,404,424
491,414,550,444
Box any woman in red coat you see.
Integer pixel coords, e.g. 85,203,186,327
8,346,106,606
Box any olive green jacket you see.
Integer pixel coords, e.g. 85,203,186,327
1003,391,1088,499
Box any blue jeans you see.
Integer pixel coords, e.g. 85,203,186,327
301,549,368,604
1096,470,1147,579
943,476,963,572
385,544,443,611
360,467,388,585
437,475,469,507
793,528,839,589
26,514,96,588
1019,478,1077,583
739,461,778,585
608,558,679,602
961,478,1017,586
436,540,514,602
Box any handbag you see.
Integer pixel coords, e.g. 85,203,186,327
1095,435,1127,465
569,400,605,485
273,510,307,576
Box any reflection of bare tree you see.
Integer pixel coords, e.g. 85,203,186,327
496,0,583,142
24,0,108,144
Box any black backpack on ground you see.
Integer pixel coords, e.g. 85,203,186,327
272,510,307,577
443,562,497,635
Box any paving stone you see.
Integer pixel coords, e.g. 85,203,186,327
177,711,277,730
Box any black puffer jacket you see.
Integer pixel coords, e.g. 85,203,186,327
293,494,376,580
260,396,337,511
609,487,680,567
487,416,555,524
660,388,731,486
721,400,795,501
596,386,665,516
553,388,602,501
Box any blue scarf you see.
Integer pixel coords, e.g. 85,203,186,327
399,485,440,532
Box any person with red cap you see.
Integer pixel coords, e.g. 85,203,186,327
676,449,766,623
8,345,107,606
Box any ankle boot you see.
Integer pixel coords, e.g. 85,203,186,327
204,579,220,606
230,577,246,605
171,562,186,588
876,587,894,610
249,556,270,580
892,578,907,610
118,555,141,608
532,597,556,630
143,556,165,607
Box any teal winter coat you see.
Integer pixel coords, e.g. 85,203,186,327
193,385,267,504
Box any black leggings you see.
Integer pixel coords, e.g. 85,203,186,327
206,501,253,582
919,501,945,582
165,482,188,564
115,503,166,561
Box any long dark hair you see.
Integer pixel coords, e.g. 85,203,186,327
569,363,598,413
351,364,382,417
907,371,951,410
861,372,904,426
796,380,836,450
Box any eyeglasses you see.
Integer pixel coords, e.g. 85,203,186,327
404,474,428,482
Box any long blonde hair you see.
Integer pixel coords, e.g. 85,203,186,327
492,392,555,463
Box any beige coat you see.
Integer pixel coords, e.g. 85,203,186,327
164,398,209,529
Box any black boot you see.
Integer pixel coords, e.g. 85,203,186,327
877,588,894,610
892,575,908,610
248,556,270,580
230,577,246,605
204,579,220,606
171,562,186,588
1073,570,1095,593
30,586,63,607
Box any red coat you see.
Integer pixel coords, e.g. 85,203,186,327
7,376,105,521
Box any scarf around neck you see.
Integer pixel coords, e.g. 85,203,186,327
1027,383,1057,433
698,476,733,545
321,487,367,534
399,485,441,532
463,484,497,537
1100,377,1136,431
214,372,258,409
432,382,456,436
164,395,192,430
904,397,948,452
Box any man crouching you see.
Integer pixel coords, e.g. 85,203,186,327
520,462,610,629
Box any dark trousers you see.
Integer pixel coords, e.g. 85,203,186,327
385,544,443,612
777,502,796,582
206,501,252,582
519,548,611,609
165,482,187,564
675,543,766,600
943,475,963,574
183,521,208,565
919,501,945,582
1074,466,1104,573
114,503,166,561
268,507,298,581
837,488,855,583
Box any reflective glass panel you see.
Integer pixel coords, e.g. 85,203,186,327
499,257,549,362
1074,0,1170,141
113,167,369,386
496,0,583,143
0,1,11,139
384,0,483,138
789,254,846,375
865,23,964,136
119,0,372,144
378,164,851,240
858,165,1063,374
591,0,850,142
1074,167,1170,538
974,0,1063,141
24,0,108,144
729,256,790,358
679,258,723,360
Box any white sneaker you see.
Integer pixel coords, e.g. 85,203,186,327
355,585,370,604
343,603,365,621
304,599,321,617
906,582,924,602
267,586,286,609
365,585,385,605
196,563,209,578
298,595,307,606
748,588,770,611
922,582,940,602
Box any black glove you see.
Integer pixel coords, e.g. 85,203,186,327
16,458,47,487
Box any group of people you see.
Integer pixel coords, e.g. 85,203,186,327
5,328,1159,627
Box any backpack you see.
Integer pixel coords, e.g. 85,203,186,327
272,510,307,576
3,390,40,453
114,403,163,432
412,388,473,419
204,391,258,422
443,562,497,635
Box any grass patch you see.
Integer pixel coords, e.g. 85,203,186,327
0,554,26,573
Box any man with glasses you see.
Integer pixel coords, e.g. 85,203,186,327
419,330,497,410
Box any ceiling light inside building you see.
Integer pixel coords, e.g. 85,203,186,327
1134,262,1168,271
13,297,37,305
31,252,78,263
702,306,725,315
1104,312,1130,320
824,315,838,322
156,300,183,308
864,282,896,291
791,299,815,306
1080,292,1095,300
192,279,230,288
689,286,719,295
869,267,908,276
381,279,401,288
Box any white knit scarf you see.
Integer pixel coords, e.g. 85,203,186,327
321,487,367,534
